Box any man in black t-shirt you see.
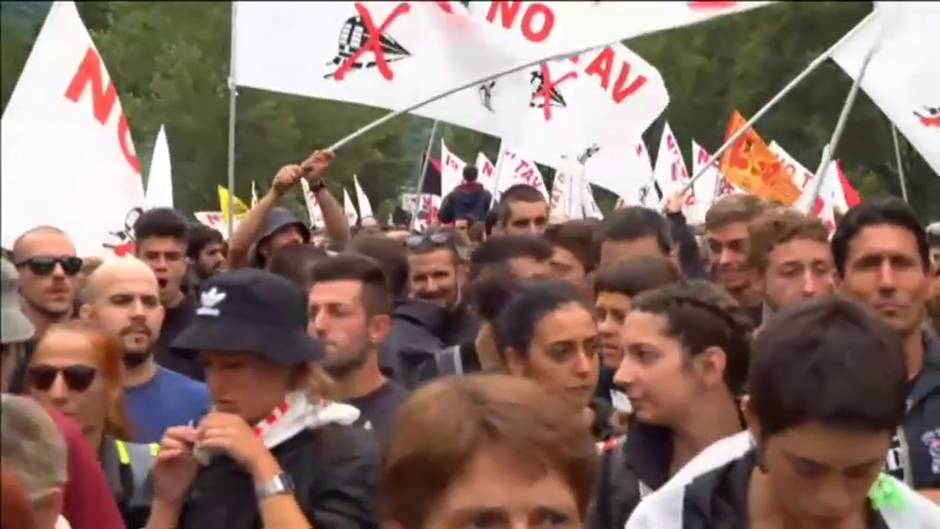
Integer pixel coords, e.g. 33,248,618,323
133,208,202,380
308,254,407,446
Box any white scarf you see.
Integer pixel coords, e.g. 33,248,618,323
193,391,360,465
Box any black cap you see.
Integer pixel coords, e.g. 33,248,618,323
171,268,323,364
259,207,311,245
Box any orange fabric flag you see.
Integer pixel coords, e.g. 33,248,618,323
719,110,801,205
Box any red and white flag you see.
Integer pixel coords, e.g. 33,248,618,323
440,140,468,197
194,212,234,240
652,123,694,215
475,151,499,194
1,2,144,256
493,145,550,201
689,140,736,225
300,178,326,228
832,3,940,175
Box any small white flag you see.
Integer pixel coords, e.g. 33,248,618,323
300,178,325,229
343,187,359,227
145,125,173,209
353,174,374,219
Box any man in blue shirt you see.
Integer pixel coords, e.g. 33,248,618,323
79,257,208,442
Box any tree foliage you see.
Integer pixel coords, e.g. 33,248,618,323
1,1,936,221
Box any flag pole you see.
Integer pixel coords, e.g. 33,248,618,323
676,12,875,199
226,1,239,238
891,125,908,203
410,120,439,232
807,19,883,213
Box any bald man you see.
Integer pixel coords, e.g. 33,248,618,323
80,257,209,442
12,226,80,337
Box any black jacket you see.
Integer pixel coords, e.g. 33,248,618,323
625,433,940,529
178,424,379,529
439,182,492,223
589,422,673,529
380,298,446,384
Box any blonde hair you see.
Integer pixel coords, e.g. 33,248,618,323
291,361,335,403
0,395,67,502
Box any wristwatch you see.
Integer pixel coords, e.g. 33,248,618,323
255,471,295,500
308,180,327,194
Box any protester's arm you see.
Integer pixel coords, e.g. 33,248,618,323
301,150,348,244
252,455,316,529
665,192,708,280
227,165,305,269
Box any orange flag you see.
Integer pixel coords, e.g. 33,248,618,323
719,110,801,205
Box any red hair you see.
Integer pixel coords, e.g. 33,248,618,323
38,320,133,440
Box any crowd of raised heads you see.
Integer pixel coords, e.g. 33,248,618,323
1,150,938,529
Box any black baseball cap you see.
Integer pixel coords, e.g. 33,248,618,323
171,268,323,364
259,207,311,245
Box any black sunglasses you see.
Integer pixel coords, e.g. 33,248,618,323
27,364,98,392
16,256,83,277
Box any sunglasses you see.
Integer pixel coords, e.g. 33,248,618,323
15,256,83,277
406,232,453,249
27,364,98,392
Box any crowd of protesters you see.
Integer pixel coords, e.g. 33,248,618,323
1,147,938,529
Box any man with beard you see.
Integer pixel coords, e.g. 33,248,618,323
186,224,227,283
704,194,769,326
80,257,209,443
134,208,203,380
405,229,479,346
8,226,82,392
308,253,406,445
832,199,939,498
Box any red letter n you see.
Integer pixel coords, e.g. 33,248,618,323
64,47,117,125
486,1,523,28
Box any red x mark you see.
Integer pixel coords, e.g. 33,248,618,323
535,63,577,122
334,2,411,82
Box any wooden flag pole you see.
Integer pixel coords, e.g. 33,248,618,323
676,12,875,198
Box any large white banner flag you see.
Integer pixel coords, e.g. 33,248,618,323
689,140,735,225
145,125,174,209
353,174,374,218
440,140,467,197
343,187,359,226
832,3,940,175
1,1,144,256
300,178,326,228
500,43,669,168
234,1,768,113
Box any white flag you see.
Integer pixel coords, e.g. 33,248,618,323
440,140,467,197
652,123,697,217
549,158,579,222
410,193,442,232
832,4,940,175
343,187,359,226
1,1,144,257
502,43,669,170
475,151,499,194
689,140,735,225
300,178,325,228
582,141,653,206
353,174,374,219
145,125,173,209
194,211,234,240
580,177,604,221
234,1,767,118
493,144,550,201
